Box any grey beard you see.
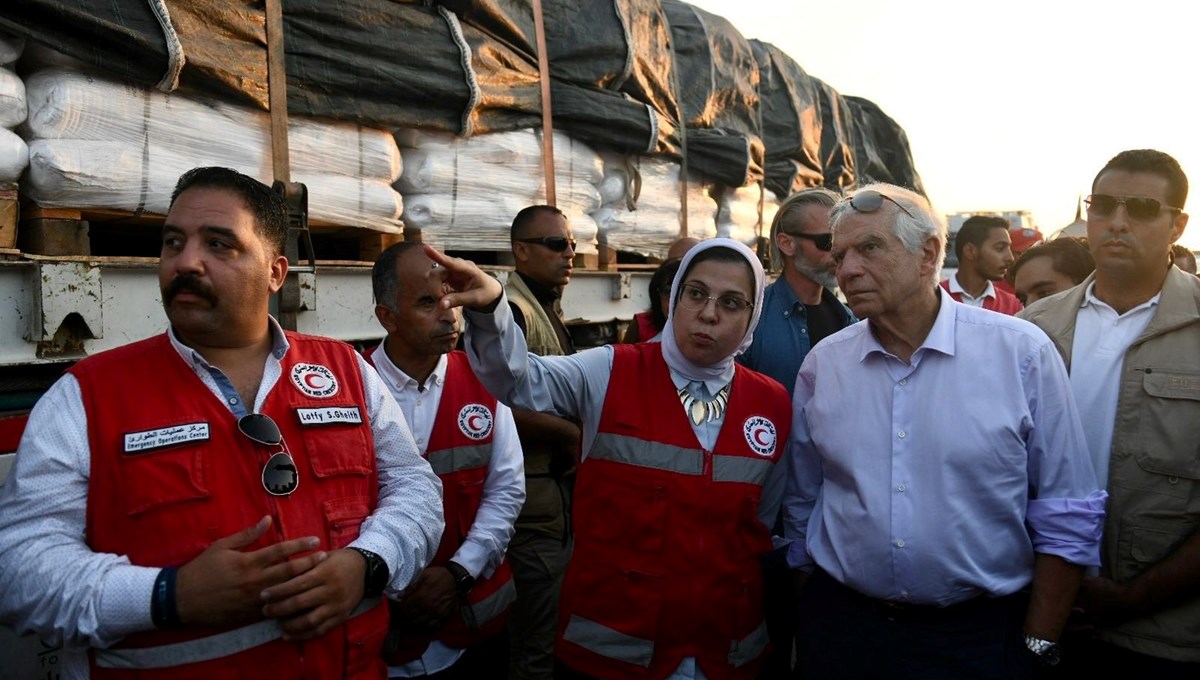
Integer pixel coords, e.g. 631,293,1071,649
792,255,838,290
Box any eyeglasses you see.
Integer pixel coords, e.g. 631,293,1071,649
515,236,577,252
677,283,753,314
1085,194,1181,222
785,231,833,252
847,190,916,219
238,413,299,496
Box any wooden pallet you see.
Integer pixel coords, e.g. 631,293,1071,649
0,187,17,250
13,203,664,271
17,203,404,262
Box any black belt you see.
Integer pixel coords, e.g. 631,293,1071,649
813,569,1021,623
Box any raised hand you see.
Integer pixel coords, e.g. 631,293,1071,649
424,245,504,313
175,516,325,627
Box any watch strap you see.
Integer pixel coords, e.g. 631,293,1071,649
350,547,388,598
446,560,476,596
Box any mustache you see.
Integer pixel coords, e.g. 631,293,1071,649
1097,232,1134,247
163,274,218,306
434,322,459,336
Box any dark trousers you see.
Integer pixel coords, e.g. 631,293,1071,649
759,558,800,679
797,570,1033,680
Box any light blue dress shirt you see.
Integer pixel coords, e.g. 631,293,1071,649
784,289,1105,606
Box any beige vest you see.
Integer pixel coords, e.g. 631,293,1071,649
1020,268,1200,662
506,273,565,358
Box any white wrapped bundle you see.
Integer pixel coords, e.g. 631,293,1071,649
25,139,403,232
23,68,401,182
0,33,24,66
0,67,26,128
713,184,780,246
592,154,716,258
0,127,28,182
396,129,603,252
402,193,599,253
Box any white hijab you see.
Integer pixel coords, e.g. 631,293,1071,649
659,238,766,383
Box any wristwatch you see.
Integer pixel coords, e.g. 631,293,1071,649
1024,635,1062,667
446,560,476,597
350,548,389,598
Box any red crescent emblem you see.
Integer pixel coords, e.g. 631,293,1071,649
467,414,484,431
753,428,771,447
303,373,326,389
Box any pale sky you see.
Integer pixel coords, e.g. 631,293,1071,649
688,0,1200,250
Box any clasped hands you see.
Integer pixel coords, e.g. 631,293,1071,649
174,515,369,641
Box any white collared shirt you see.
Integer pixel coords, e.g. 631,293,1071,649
948,273,996,307
371,344,525,678
1069,283,1159,490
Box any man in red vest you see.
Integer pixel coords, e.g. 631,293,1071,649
941,215,1023,314
367,242,524,678
0,167,444,678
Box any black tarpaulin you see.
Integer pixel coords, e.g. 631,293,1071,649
750,39,823,197
812,76,857,192
846,95,925,196
660,0,762,187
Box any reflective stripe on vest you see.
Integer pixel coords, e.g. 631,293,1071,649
727,620,769,668
94,597,380,669
426,444,492,477
711,455,773,486
590,433,704,475
591,433,770,487
561,614,655,668
463,577,517,629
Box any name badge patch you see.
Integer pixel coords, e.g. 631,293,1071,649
124,423,210,453
296,406,363,426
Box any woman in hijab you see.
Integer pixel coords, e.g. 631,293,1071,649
432,238,791,680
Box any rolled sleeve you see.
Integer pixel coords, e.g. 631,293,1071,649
1027,490,1108,566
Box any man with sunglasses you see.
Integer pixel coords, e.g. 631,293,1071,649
784,184,1105,679
736,186,853,678
940,215,1022,314
1020,149,1200,677
368,243,525,678
503,205,582,680
0,167,444,679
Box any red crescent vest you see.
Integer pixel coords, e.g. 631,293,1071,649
74,332,388,679
364,349,515,663
939,279,1024,315
556,344,790,680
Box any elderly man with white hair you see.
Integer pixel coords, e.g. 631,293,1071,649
783,183,1106,679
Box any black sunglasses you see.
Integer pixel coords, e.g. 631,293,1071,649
1086,194,1181,222
847,190,916,219
516,236,576,252
785,231,833,252
239,413,299,496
